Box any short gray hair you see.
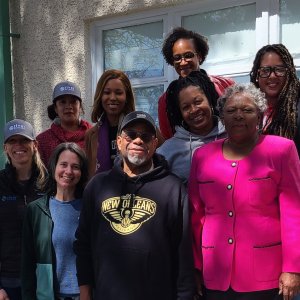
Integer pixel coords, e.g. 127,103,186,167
217,83,267,116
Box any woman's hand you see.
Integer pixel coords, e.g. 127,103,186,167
279,272,300,300
0,289,9,300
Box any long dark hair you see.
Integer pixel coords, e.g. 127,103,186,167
250,44,300,139
43,142,88,198
91,69,135,123
166,70,219,133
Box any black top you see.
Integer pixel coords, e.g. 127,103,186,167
108,125,118,164
0,163,43,282
74,154,196,300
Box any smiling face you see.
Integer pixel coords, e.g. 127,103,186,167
172,39,201,77
117,122,158,175
101,78,127,125
179,85,214,135
223,92,260,143
257,51,287,106
54,95,81,127
4,135,37,167
54,150,81,194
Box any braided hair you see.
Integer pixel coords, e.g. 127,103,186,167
250,44,300,139
166,70,219,133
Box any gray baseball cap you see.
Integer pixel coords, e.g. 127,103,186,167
52,81,82,102
119,111,156,135
4,119,36,143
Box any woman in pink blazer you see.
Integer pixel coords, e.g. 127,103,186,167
189,83,300,300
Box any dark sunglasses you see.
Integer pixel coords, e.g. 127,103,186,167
122,130,155,143
173,52,197,63
258,66,287,78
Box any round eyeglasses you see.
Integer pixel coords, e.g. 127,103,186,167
258,66,287,78
173,52,198,63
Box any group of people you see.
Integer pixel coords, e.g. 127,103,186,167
0,26,300,300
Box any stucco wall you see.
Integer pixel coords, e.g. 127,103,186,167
9,0,194,133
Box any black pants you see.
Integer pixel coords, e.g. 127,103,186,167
205,287,282,300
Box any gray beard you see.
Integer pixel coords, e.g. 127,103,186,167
127,153,147,166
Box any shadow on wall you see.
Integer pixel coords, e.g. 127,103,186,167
10,0,24,119
9,0,86,133
9,0,191,132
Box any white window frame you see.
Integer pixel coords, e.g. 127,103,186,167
90,0,299,96
90,11,171,95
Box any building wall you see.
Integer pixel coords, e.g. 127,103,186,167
9,0,195,133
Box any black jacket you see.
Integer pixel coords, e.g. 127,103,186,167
0,163,43,281
74,154,195,300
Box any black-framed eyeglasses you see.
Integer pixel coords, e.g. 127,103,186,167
122,130,155,143
258,66,287,78
173,52,198,63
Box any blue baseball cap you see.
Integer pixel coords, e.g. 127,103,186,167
52,81,82,102
4,119,36,143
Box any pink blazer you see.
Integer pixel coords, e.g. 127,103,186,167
188,135,300,292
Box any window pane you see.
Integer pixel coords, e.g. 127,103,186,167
182,4,256,68
280,0,300,57
133,85,164,125
103,22,164,79
231,74,250,84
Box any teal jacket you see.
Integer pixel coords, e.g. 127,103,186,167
21,195,55,300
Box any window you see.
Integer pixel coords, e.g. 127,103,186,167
133,85,164,124
280,0,300,66
182,3,256,83
91,0,300,122
103,22,164,79
92,16,167,124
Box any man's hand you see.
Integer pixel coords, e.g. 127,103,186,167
279,272,300,300
79,284,92,300
0,289,9,300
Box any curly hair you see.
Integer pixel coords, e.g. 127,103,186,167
91,69,135,123
166,70,218,133
162,27,209,66
43,142,88,198
250,44,300,139
217,83,267,117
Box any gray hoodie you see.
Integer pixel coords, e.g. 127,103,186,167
157,118,226,183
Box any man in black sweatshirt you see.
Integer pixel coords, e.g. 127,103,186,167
74,111,196,300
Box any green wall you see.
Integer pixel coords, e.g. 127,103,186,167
0,0,14,168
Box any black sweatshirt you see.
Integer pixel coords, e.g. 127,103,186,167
0,163,42,283
74,154,195,300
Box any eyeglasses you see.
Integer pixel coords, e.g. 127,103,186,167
122,130,155,143
173,52,198,63
258,66,287,78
